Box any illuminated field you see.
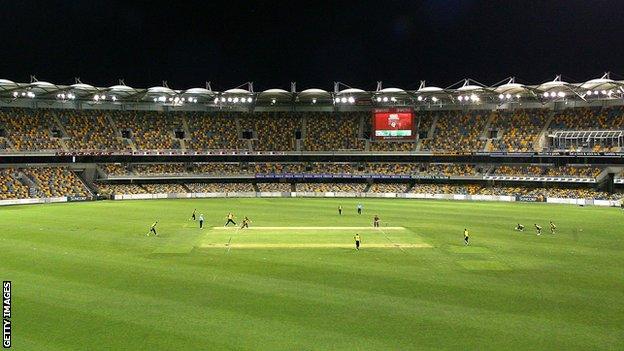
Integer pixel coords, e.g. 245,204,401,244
0,198,622,350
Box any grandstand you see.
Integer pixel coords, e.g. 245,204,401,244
2,77,624,351
0,74,623,207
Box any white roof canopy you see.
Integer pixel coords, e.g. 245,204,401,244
378,87,406,93
337,88,366,94
147,86,175,95
223,88,251,94
183,88,213,95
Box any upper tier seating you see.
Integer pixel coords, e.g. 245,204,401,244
488,109,549,152
421,111,490,152
0,107,621,153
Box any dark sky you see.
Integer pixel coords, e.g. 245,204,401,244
1,1,623,91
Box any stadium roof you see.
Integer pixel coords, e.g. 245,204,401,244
1,73,623,107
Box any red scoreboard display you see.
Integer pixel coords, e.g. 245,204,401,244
372,108,415,140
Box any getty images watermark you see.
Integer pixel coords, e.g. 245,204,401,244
2,281,10,349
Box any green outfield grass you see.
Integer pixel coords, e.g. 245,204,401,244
0,198,623,350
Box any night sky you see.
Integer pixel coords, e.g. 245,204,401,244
1,1,623,91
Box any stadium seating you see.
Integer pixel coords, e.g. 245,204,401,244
98,162,603,179
194,163,244,175
184,111,246,151
96,183,146,195
142,183,188,193
493,165,602,178
420,111,490,152
303,112,365,151
0,107,622,153
410,183,482,195
253,163,306,174
369,183,408,193
59,110,127,151
0,168,30,199
240,112,301,151
369,141,417,151
0,108,62,151
488,109,549,152
545,166,601,178
295,183,366,192
493,165,545,176
103,164,129,176
134,164,186,175
21,167,89,197
113,111,182,150
185,183,255,192
550,107,624,131
256,183,292,192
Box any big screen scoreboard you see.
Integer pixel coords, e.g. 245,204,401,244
372,108,415,140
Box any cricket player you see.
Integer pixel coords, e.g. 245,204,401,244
354,233,361,250
373,215,380,228
535,224,542,235
225,212,237,226
515,223,525,232
147,221,158,236
199,214,204,229
241,216,251,229
463,228,469,246
338,205,342,215
357,203,363,215
191,209,197,221
550,221,556,234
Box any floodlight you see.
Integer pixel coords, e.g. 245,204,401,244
247,97,253,103
271,98,276,104
515,94,521,99
12,92,18,97
458,96,464,101
390,97,397,102
227,97,232,102
93,95,100,101
382,96,388,102
432,96,438,102
233,97,239,103
543,92,549,98
505,94,511,99
334,97,340,103
417,96,423,101
586,90,592,96
550,92,557,97
341,97,347,103
312,98,317,104
498,94,504,100
557,91,565,98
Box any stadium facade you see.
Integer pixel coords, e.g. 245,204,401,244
0,74,623,207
